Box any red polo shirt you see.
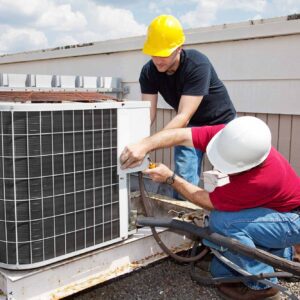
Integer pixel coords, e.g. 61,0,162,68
191,125,300,212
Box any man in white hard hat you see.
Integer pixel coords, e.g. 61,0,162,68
120,116,300,300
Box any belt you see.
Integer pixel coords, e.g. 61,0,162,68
291,206,300,214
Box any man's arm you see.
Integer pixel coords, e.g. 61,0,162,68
142,93,158,125
120,127,193,169
163,95,203,129
144,163,214,210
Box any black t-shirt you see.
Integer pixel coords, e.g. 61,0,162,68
139,49,236,126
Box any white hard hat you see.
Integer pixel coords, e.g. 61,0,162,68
207,116,272,174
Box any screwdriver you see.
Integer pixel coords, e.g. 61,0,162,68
147,157,156,169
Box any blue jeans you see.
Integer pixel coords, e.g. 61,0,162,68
208,208,300,289
173,145,203,200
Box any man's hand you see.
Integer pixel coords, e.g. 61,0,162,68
144,162,214,211
143,163,173,183
120,143,148,169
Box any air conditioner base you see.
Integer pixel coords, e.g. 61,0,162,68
0,228,192,300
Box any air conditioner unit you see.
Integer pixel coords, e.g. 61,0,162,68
0,101,150,269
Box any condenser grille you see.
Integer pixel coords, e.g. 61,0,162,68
0,108,120,266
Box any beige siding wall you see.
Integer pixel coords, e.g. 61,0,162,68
153,109,300,175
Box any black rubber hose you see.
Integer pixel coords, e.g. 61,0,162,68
189,242,296,285
137,216,300,276
138,172,209,263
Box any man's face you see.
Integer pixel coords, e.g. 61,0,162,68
151,48,181,74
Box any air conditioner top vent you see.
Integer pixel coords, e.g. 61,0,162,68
0,101,150,111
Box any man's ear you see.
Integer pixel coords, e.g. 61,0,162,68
177,47,182,55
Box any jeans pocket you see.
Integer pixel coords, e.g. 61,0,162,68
285,214,300,246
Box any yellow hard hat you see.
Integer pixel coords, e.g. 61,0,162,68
143,15,185,57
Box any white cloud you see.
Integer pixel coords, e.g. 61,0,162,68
36,4,87,31
0,25,48,54
179,0,300,28
265,0,300,15
180,0,220,27
148,2,161,14
180,0,268,28
180,0,267,27
0,0,146,54
0,0,86,31
227,0,266,12
92,5,146,40
0,0,48,16
71,3,146,42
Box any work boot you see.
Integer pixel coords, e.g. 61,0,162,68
216,282,281,300
195,251,213,272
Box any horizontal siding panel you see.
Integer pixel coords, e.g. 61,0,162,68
127,78,300,116
194,34,300,80
227,80,300,115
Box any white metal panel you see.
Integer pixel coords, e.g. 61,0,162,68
99,77,121,89
81,76,98,88
116,101,151,237
0,74,8,86
117,102,151,175
0,73,28,88
186,17,300,45
191,34,300,80
118,175,129,239
57,75,76,88
226,79,300,115
34,75,53,88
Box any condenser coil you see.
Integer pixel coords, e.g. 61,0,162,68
0,101,150,269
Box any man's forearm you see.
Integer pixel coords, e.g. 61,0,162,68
141,127,193,153
163,95,203,130
163,113,190,130
141,93,157,125
172,175,214,210
143,163,214,210
120,128,192,169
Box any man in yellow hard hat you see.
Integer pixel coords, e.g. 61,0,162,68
140,15,236,199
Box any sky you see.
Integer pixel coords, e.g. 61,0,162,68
0,0,299,55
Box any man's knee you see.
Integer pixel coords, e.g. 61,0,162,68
209,210,227,233
209,210,239,233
